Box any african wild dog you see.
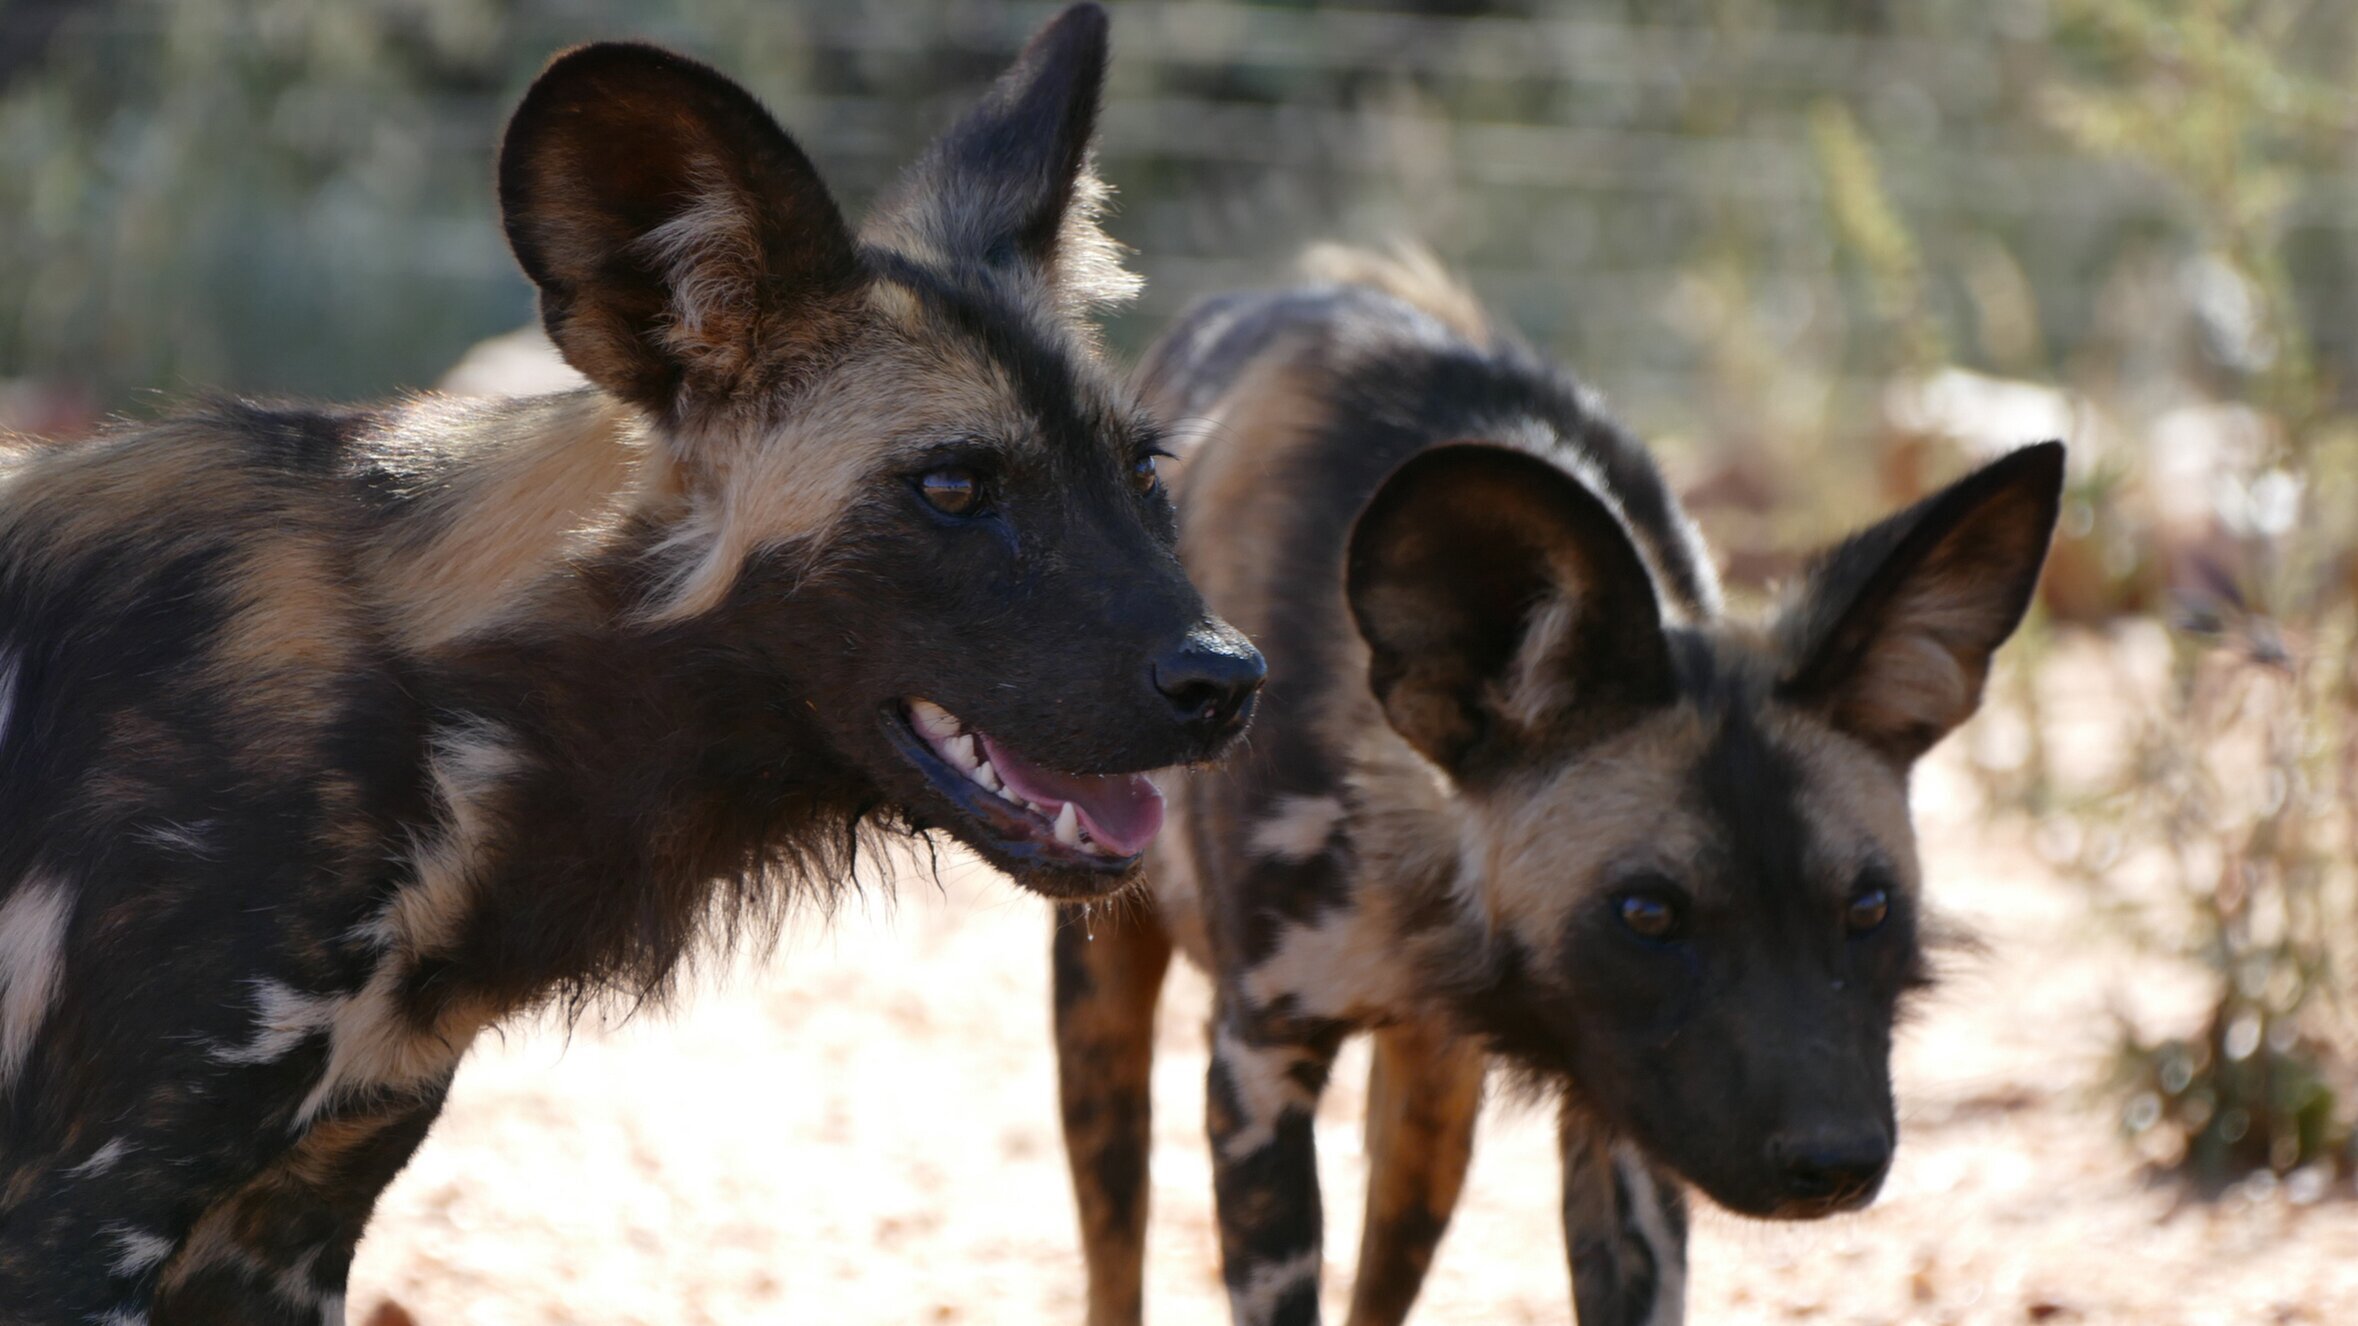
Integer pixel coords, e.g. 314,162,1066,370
0,6,1265,1321
1052,249,2063,1326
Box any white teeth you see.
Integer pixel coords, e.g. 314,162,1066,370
914,702,1101,847
945,734,979,773
910,700,961,743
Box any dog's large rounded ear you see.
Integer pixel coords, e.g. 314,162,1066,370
1346,444,1675,781
1778,440,2065,766
499,43,862,416
863,3,1138,316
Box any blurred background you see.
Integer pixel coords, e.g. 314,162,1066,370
7,1,2358,1321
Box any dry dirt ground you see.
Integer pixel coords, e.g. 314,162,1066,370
346,741,2358,1325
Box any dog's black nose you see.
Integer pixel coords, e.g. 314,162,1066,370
1767,1127,1891,1212
1152,627,1265,740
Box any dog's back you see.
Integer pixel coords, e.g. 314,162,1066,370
0,392,633,888
1,400,408,888
1134,251,1718,969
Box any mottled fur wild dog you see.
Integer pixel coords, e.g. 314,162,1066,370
1052,249,2062,1326
0,7,1264,1322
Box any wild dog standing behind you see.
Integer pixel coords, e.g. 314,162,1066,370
0,7,1264,1323
1053,250,2062,1326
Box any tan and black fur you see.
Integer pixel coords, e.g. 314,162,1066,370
0,8,1266,1322
1052,251,2062,1326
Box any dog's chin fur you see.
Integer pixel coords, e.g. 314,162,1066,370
989,852,1144,901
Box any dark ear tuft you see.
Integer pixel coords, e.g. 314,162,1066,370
862,3,1137,313
499,42,862,415
1346,444,1675,779
1778,441,2066,764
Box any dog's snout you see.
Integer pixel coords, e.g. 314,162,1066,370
1151,627,1265,741
1765,1126,1891,1214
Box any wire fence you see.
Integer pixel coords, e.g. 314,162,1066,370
1,0,2353,455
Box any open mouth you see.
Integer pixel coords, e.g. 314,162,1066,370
881,698,1166,873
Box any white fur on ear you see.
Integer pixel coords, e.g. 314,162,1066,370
639,160,767,376
498,42,859,414
1047,158,1144,317
1348,444,1673,777
1780,441,2065,762
859,4,1135,323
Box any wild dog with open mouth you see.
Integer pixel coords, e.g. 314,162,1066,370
1051,249,2061,1326
0,7,1262,1321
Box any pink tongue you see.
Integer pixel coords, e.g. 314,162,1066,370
977,734,1165,856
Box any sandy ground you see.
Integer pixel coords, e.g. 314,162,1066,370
345,743,2358,1325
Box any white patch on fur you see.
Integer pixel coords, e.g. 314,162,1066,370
0,878,73,1093
1615,1144,1687,1326
135,819,220,858
102,1223,175,1277
211,979,339,1066
1211,1020,1322,1163
68,1137,133,1179
1247,794,1346,864
210,724,514,1123
0,646,18,753
1227,1248,1322,1326
279,722,518,1125
369,721,520,952
319,1293,346,1326
285,975,466,1127
90,1311,148,1326
1238,905,1403,1026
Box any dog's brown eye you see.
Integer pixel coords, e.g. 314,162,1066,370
1131,453,1159,495
1845,887,1891,935
918,467,981,516
1616,892,1682,941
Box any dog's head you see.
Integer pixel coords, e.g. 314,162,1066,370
1348,440,2063,1218
497,5,1260,898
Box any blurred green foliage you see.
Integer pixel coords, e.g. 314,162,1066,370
2,0,2354,450
1959,0,2358,1193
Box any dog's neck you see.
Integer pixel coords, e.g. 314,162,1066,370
360,389,673,652
409,555,884,1016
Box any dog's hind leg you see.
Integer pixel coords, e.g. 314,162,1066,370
1341,1017,1483,1326
1053,901,1172,1326
1561,1111,1687,1326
